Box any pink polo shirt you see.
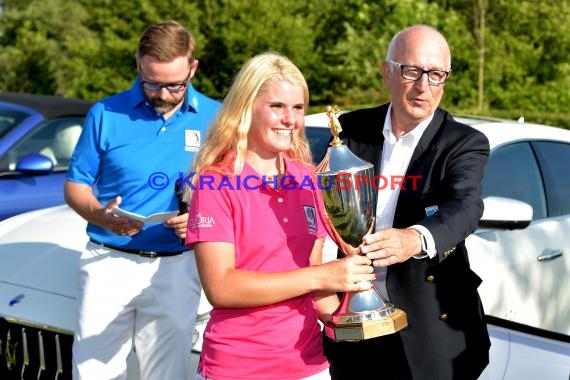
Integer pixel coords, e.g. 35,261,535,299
186,157,329,380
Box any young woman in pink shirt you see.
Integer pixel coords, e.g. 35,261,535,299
185,52,375,380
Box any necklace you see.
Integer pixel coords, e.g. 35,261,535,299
265,167,285,181
247,153,286,182
261,159,286,181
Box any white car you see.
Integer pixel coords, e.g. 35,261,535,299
308,112,570,379
0,113,569,379
0,205,207,379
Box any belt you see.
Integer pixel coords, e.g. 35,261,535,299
89,239,184,258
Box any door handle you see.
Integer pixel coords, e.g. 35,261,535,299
537,249,563,262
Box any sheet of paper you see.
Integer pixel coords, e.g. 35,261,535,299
111,207,178,224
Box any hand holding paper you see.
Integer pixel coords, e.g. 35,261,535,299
111,207,178,224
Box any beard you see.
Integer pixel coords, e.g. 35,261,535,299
145,90,186,115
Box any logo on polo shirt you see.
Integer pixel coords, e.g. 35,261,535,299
303,206,317,235
189,213,215,231
185,130,201,152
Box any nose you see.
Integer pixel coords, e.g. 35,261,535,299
282,108,295,126
158,87,172,98
414,73,430,91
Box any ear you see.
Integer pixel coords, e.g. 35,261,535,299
381,61,391,88
189,59,199,80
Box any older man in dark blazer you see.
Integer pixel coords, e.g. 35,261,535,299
323,25,491,380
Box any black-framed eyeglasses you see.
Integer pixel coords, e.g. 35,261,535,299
388,60,450,85
139,66,191,93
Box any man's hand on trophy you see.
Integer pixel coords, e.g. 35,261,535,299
315,255,377,292
360,228,421,267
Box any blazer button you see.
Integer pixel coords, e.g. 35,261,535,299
443,247,456,257
439,313,448,321
426,275,435,283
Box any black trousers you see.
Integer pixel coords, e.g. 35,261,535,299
323,331,412,380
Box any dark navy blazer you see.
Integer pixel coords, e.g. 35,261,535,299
324,105,491,380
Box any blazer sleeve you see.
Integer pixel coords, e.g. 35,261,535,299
397,116,490,261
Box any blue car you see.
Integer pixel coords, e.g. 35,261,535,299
0,93,92,220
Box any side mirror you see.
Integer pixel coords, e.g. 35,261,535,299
15,153,55,174
479,196,533,230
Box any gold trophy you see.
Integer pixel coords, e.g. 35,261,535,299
313,105,407,341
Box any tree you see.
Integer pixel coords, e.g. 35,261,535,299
0,0,568,127
0,0,93,96
476,0,487,111
195,0,317,100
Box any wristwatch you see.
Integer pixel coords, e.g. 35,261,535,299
419,232,428,255
412,231,429,259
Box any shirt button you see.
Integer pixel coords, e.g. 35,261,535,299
426,275,435,283
439,313,448,321
161,126,167,132
277,197,284,203
283,217,288,223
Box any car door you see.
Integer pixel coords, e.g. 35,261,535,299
467,139,570,336
0,117,84,220
479,321,570,380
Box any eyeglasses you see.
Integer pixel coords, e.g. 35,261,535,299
388,60,450,85
139,66,191,93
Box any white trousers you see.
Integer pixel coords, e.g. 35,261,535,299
72,241,201,380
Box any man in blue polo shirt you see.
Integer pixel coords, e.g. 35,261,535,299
64,20,220,380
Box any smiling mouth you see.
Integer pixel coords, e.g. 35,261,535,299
272,129,292,137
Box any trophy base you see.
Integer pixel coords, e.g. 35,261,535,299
324,308,408,342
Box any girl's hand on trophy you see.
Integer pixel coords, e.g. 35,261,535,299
361,228,419,267
319,255,376,292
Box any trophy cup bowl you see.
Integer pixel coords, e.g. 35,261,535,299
312,106,408,342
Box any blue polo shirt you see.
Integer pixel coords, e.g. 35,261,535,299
67,78,221,251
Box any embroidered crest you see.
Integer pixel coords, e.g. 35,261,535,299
185,130,201,152
304,205,317,235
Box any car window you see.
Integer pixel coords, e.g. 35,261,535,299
0,106,29,139
0,117,84,172
531,141,570,217
305,126,331,163
482,141,547,220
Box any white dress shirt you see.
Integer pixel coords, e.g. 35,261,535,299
373,105,436,299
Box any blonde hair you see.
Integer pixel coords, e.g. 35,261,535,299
185,51,311,201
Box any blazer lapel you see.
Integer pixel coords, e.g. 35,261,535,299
354,106,388,179
406,108,445,172
392,109,446,225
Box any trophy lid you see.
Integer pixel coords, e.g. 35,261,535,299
315,106,374,175
317,145,373,174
